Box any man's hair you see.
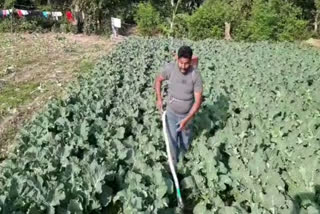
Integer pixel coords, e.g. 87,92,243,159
178,46,193,59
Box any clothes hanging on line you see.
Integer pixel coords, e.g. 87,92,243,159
1,10,10,17
17,9,29,17
22,10,29,15
28,10,43,17
42,11,50,18
17,9,23,17
0,8,63,21
66,11,74,22
52,11,62,20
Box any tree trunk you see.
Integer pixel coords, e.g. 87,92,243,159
169,0,182,37
314,12,319,33
224,22,232,40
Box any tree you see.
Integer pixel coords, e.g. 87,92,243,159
315,0,320,33
243,0,308,41
134,2,161,36
71,0,137,34
188,0,233,40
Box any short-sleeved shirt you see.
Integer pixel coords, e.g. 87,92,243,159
160,62,203,115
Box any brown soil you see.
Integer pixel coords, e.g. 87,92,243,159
303,38,320,49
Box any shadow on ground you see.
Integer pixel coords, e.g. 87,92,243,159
291,185,320,214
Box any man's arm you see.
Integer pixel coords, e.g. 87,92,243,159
184,91,202,123
154,74,166,112
155,75,165,100
177,91,202,131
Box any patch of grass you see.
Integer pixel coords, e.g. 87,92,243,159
17,57,37,66
0,82,39,118
0,125,16,161
77,59,95,74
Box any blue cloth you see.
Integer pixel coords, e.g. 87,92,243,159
165,109,193,165
43,12,48,18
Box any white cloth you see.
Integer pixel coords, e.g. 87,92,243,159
52,12,62,16
111,17,121,28
21,10,29,15
52,11,62,20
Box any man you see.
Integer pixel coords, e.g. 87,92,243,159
155,46,203,165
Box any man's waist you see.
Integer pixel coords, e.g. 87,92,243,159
168,95,194,102
167,106,190,117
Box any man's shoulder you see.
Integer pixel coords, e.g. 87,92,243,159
162,62,177,71
160,62,176,79
191,65,199,73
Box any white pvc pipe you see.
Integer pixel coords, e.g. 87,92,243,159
162,111,184,207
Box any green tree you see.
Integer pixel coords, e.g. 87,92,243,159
187,0,233,40
134,2,161,36
146,0,203,37
71,0,137,35
244,0,308,41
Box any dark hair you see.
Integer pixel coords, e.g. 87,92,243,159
178,46,193,59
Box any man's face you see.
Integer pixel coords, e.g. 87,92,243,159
178,57,192,73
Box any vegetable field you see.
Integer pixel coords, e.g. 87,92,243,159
0,38,320,213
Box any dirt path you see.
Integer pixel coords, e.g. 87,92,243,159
303,38,320,48
0,33,118,160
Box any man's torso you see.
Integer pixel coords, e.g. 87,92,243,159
162,62,197,115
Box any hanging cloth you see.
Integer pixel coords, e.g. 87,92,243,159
66,11,74,22
42,11,49,18
17,10,23,17
52,11,62,20
21,10,29,16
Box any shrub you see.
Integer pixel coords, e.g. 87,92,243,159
134,2,161,36
187,0,232,40
172,13,190,39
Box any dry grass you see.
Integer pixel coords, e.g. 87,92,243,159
0,32,116,160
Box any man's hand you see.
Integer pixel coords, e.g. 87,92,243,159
156,98,163,113
176,118,189,132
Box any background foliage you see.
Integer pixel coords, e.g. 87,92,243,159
0,0,319,41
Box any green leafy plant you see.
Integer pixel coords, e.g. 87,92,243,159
0,38,320,213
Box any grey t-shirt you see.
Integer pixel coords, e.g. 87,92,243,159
160,62,203,115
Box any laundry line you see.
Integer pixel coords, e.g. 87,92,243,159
0,8,66,21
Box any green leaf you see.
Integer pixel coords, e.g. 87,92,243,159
100,185,113,207
48,183,66,206
27,204,43,214
115,127,126,139
181,176,196,189
80,120,89,140
68,199,83,213
193,202,209,214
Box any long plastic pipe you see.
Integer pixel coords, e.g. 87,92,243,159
162,111,184,207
